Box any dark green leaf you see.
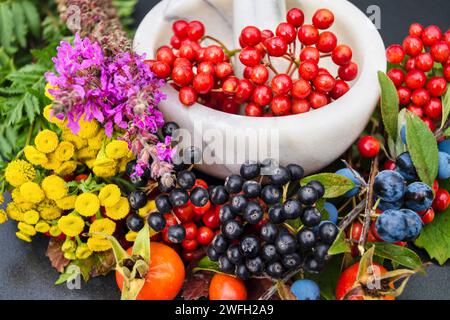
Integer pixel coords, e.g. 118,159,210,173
0,3,16,54
328,231,351,255
11,2,27,48
367,242,422,270
193,256,221,273
441,86,450,129
406,112,439,187
378,71,399,140
20,0,40,39
301,173,356,198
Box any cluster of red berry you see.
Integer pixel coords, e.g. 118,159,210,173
386,23,450,131
148,8,358,116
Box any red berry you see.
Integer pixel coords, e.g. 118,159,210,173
221,98,239,114
271,74,293,96
197,226,214,245
313,74,336,93
298,25,319,46
187,21,205,41
332,45,353,66
173,58,192,68
405,70,427,90
338,61,358,81
265,36,288,57
422,25,442,46
312,9,334,29
424,98,442,119
357,135,381,158
386,44,405,64
202,210,220,229
430,41,450,62
183,222,198,240
170,35,182,49
241,26,262,47
222,76,240,95
433,180,440,193
172,66,194,87
193,73,214,94
205,45,225,64
271,95,291,116
433,188,450,212
318,68,332,76
387,68,405,87
422,117,436,132
193,201,211,216
179,44,197,61
384,160,396,170
173,20,189,39
197,61,215,74
245,103,263,117
409,23,424,37
239,47,262,67
179,87,198,106
411,88,430,106
286,8,305,27
421,208,435,224
330,79,350,100
151,61,171,78
299,61,319,81
291,99,311,114
397,86,412,105
427,76,447,97
261,29,275,42
243,66,253,79
407,104,424,118
309,91,329,109
235,79,254,103
181,239,199,251
252,85,273,106
292,79,312,99
215,62,233,79
402,35,424,57
444,64,450,82
156,46,176,66
250,65,269,85
276,22,297,44
300,47,320,64
194,179,208,189
316,31,337,53
415,52,434,72
405,57,416,71
348,221,362,241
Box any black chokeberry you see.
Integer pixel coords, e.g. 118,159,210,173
239,235,260,258
219,205,235,223
126,213,144,232
230,194,248,213
297,186,319,205
297,229,316,251
261,244,279,262
261,158,279,173
246,256,264,275
287,164,305,181
269,166,291,186
266,261,285,279
261,185,282,205
282,253,302,270
275,233,297,255
207,245,219,262
318,222,339,244
128,190,147,210
167,225,186,244
243,202,264,224
172,153,188,172
260,222,279,243
301,206,322,227
155,194,172,214
190,187,209,207
210,186,229,205
303,255,324,274
212,234,229,253
314,242,331,263
126,160,137,177
240,161,261,180
162,121,179,137
147,212,166,232
307,180,325,198
158,178,175,193
235,264,250,280
177,170,196,190
169,188,189,207
282,199,302,220
221,219,244,240
226,245,243,265
218,255,234,273
184,146,202,164
224,174,244,194
242,181,261,198
131,174,148,188
268,204,285,224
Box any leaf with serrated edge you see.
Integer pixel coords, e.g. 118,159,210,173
406,112,439,187
378,71,399,140
301,173,355,198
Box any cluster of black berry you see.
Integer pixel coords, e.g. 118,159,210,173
206,160,340,279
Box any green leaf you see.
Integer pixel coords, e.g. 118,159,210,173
20,0,41,39
378,71,399,140
328,231,351,255
415,208,450,265
367,242,422,270
193,256,221,273
0,3,16,54
23,93,40,124
11,2,27,48
132,224,150,263
441,86,450,129
406,112,439,187
301,173,356,198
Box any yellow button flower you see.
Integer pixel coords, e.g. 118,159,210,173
16,231,32,242
87,237,111,252
11,188,26,204
55,161,77,176
45,83,56,100
0,194,3,205
24,146,48,166
89,218,116,239
6,202,25,222
104,197,130,220
18,222,36,236
138,200,157,218
76,243,93,260
41,175,68,200
37,199,62,220
98,184,121,207
49,225,62,237
55,195,77,210
5,160,36,187
23,210,40,225
58,215,85,237
61,130,87,150
35,129,59,154
35,221,50,233
78,118,99,139
105,140,129,159
0,210,7,224
55,141,75,161
43,104,64,126
93,164,117,178
88,129,105,150
64,251,76,260
77,147,98,160
61,239,77,252
20,182,45,204
75,193,100,217
17,202,35,211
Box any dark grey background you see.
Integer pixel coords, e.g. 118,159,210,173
1,0,449,300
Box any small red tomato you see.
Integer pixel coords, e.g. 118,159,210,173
357,135,381,158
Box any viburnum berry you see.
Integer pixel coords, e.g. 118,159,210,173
444,64,450,82
330,79,350,99
271,74,293,96
433,180,440,194
402,35,424,56
239,47,262,67
427,76,447,97
187,21,205,41
298,24,319,46
173,20,189,39
202,210,220,229
357,136,381,158
235,79,254,103
312,9,334,30
205,45,225,64
156,46,176,66
332,45,353,66
424,98,442,119
386,44,405,64
433,188,450,212
271,95,291,115
243,66,253,79
197,61,215,74
151,61,171,78
309,91,329,109
292,99,311,114
421,25,442,46
338,61,358,81
407,104,424,117
421,208,435,224
245,103,263,117
261,29,275,42
221,98,239,114
422,117,436,132
215,62,233,79
222,76,240,95
430,41,450,62
179,44,197,61
265,36,288,57
252,85,273,106
250,65,269,85
405,57,416,71
411,88,431,106
299,61,319,81
387,68,405,87
316,31,337,53
313,74,336,93
173,57,192,68
172,66,194,87
405,70,427,89
292,79,312,99
276,22,297,44
415,52,434,72
300,47,320,64
170,35,182,49
286,8,305,27
179,87,197,106
183,222,198,240
397,86,412,105
241,26,262,47
409,23,424,37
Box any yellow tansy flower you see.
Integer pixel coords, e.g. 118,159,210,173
87,237,111,252
23,210,40,225
16,231,32,242
64,251,76,260
41,175,68,200
0,210,7,224
43,104,65,126
55,161,77,176
78,118,99,139
5,160,36,187
35,130,59,153
58,215,85,237
49,225,62,237
105,140,129,160
93,164,117,178
84,158,96,169
24,146,48,166
45,83,56,100
55,195,77,210
138,200,157,218
61,129,87,149
75,193,100,217
62,239,77,252
20,182,45,204
0,194,3,205
11,188,26,204
17,202,35,211
104,197,130,220
76,243,93,260
37,199,62,220
55,141,75,161
88,129,105,150
35,221,50,233
6,202,25,221
18,222,36,236
77,147,98,160
89,218,116,239
98,184,121,207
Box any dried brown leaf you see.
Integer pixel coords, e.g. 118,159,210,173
46,239,70,273
182,271,212,300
